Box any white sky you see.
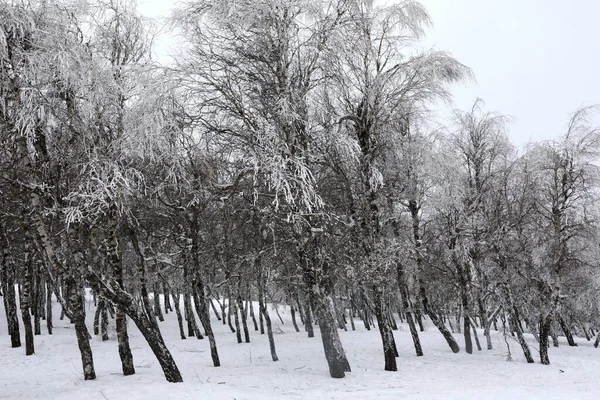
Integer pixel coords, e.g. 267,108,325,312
139,0,600,149
419,0,600,148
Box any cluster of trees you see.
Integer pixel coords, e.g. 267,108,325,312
2,0,600,382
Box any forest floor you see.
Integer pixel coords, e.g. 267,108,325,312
1,294,600,399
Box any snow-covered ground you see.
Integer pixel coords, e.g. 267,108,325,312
1,294,599,399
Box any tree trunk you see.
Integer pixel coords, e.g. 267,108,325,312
184,292,201,338
163,282,172,315
539,314,552,365
232,290,242,343
304,294,314,338
2,262,21,347
94,298,103,335
419,283,460,353
20,247,35,356
290,303,300,332
470,318,482,351
172,291,186,340
126,304,183,382
258,286,279,362
66,277,96,380
45,281,53,335
311,291,351,378
236,290,250,343
153,281,164,322
106,215,135,376
249,293,259,331
373,286,397,371
557,315,577,347
192,276,221,367
397,264,423,356
210,297,222,321
101,299,109,341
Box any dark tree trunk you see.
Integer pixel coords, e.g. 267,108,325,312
189,289,205,340
101,300,109,341
94,298,103,335
163,282,172,315
153,281,164,322
126,304,183,382
2,262,21,347
66,277,96,380
509,312,534,363
106,216,135,376
116,308,135,376
32,265,41,336
210,297,222,321
20,244,35,356
258,287,279,362
192,276,221,367
184,292,200,338
45,281,53,335
172,291,186,340
373,286,397,371
397,264,423,356
420,283,460,353
557,315,577,347
470,318,482,351
463,315,473,354
484,306,502,350
304,293,314,338
232,290,242,343
311,292,351,378
290,303,300,332
249,293,259,331
550,329,559,348
295,292,305,325
236,290,250,343
539,314,552,365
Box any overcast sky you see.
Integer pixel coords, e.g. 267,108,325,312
419,0,600,148
139,0,600,149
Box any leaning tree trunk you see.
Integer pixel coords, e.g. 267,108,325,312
89,270,183,383
310,290,352,378
419,282,460,353
408,201,459,353
256,260,278,362
192,275,221,367
397,264,423,356
557,314,577,347
125,304,183,382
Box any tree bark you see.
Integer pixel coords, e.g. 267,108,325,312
557,315,577,347
2,258,21,347
20,238,35,355
373,286,397,371
397,264,423,356
66,277,96,380
192,276,221,367
419,283,460,353
106,215,135,376
539,314,552,365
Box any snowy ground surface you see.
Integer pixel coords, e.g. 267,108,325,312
2,293,600,400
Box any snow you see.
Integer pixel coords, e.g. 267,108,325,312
1,294,600,399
